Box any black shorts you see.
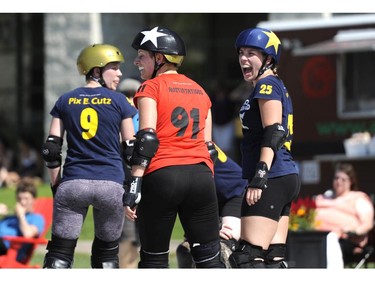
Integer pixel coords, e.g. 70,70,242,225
137,163,220,253
241,173,300,221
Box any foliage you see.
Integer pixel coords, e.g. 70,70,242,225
289,196,317,231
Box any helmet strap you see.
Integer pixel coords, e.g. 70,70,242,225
152,59,166,79
89,68,107,88
256,55,273,79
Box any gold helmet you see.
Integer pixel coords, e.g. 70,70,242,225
77,44,125,75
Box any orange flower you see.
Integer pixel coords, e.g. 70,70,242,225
297,208,306,217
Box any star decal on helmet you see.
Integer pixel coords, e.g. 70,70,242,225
262,30,281,54
140,26,168,48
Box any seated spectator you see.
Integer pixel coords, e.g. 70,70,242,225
0,177,45,262
314,163,374,267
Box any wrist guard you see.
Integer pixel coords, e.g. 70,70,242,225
123,176,142,208
206,141,218,164
41,135,63,168
248,161,268,190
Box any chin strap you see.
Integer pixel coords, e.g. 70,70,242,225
256,55,273,79
152,61,165,78
89,68,107,88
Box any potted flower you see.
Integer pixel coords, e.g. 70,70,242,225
289,196,317,231
286,196,329,268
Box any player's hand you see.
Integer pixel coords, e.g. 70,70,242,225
219,224,234,240
246,187,263,206
125,206,137,221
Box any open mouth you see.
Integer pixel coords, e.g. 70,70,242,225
242,66,253,76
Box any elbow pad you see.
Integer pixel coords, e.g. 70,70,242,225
122,139,135,168
261,123,287,153
206,141,218,164
41,135,63,168
130,128,159,168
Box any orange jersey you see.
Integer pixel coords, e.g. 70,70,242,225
133,73,214,175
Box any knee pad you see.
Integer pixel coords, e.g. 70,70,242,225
91,236,120,268
43,255,72,269
138,248,169,268
221,238,239,252
220,239,239,268
265,243,288,268
190,239,225,268
229,240,266,268
176,241,195,268
43,234,77,268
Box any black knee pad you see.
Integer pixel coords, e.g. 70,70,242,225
43,255,73,269
265,243,288,268
91,236,120,268
176,241,195,268
190,239,225,268
221,238,239,252
229,240,266,268
43,234,77,268
138,248,169,268
220,239,239,268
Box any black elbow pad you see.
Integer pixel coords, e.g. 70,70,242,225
206,141,218,164
41,135,63,168
122,139,135,167
261,123,286,153
130,128,159,168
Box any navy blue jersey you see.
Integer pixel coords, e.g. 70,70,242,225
239,76,298,180
214,150,247,203
50,87,137,184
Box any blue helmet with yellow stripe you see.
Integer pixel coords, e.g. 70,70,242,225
235,27,282,64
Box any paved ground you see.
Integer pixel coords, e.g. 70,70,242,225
36,240,181,254
36,240,93,254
